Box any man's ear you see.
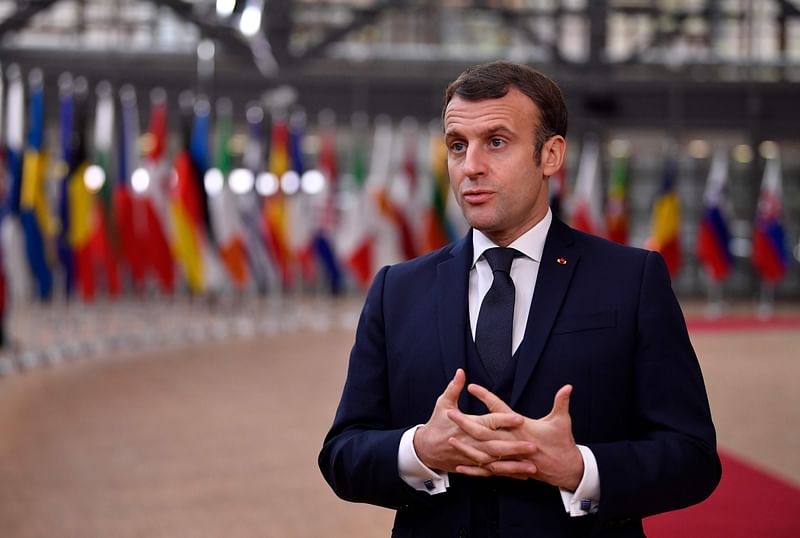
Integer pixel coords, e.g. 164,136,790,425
540,135,566,178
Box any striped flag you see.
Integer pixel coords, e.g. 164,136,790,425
208,98,249,289
285,111,317,285
370,116,415,266
0,65,32,302
114,85,146,289
138,88,176,294
19,69,54,300
262,111,293,288
752,156,789,283
697,148,733,282
3,67,24,218
312,110,344,293
56,74,77,296
89,81,121,297
169,94,208,293
605,153,629,245
0,62,6,321
421,123,451,252
381,118,420,261
367,116,403,268
190,96,228,294
571,134,604,237
171,150,205,292
65,80,97,301
189,96,215,245
645,155,682,276
239,102,276,294
335,113,374,289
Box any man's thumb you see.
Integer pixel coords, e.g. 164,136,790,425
442,368,466,405
549,384,573,418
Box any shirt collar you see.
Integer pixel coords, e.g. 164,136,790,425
472,208,552,268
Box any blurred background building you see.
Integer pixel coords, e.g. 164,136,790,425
0,0,798,346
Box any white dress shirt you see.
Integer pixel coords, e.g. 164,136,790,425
398,208,601,516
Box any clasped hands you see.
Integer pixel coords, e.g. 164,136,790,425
412,369,584,491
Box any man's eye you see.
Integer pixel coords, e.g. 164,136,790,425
490,138,505,148
451,142,465,152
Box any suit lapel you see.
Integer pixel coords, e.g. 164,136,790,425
510,218,581,406
436,231,472,408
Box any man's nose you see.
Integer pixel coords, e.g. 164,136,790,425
462,145,487,178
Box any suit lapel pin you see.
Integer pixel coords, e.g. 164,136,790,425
556,257,567,265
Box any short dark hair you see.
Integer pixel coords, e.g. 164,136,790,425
443,61,568,160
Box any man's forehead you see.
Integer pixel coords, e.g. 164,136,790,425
444,90,538,130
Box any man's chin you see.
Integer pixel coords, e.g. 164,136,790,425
462,211,498,232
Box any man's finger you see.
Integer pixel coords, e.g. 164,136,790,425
439,369,466,407
548,384,573,418
448,436,535,461
480,439,537,459
481,412,525,431
454,464,493,478
458,410,524,432
447,409,521,440
467,383,513,413
447,436,495,465
485,460,539,478
454,460,538,479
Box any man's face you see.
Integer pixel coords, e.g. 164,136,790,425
444,87,560,246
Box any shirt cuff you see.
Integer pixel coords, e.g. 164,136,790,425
397,425,450,495
559,444,601,517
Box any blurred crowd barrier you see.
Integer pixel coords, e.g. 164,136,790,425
0,294,363,376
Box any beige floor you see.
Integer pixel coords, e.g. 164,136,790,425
0,305,797,537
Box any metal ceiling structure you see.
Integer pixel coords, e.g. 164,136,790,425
0,0,799,135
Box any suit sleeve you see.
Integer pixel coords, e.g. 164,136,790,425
318,266,427,509
588,250,722,522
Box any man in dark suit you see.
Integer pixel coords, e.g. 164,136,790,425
319,61,720,537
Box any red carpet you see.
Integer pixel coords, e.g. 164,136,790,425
685,315,800,332
644,451,800,537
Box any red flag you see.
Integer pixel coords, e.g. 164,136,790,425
141,91,176,293
696,149,733,282
752,157,788,283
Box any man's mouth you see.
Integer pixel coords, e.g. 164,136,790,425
462,190,494,203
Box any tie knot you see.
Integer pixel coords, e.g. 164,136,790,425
483,247,517,274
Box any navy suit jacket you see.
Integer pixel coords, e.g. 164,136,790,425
319,218,721,537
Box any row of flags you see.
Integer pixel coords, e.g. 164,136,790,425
0,65,793,311
567,135,791,285
0,66,468,307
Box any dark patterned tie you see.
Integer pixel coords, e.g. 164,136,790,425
475,247,517,384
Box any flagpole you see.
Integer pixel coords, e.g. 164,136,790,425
261,281,281,336
704,279,725,319
757,281,775,319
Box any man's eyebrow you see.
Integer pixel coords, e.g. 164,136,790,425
483,125,513,137
444,127,461,139
444,125,513,139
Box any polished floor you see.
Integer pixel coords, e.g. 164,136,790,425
0,300,797,537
